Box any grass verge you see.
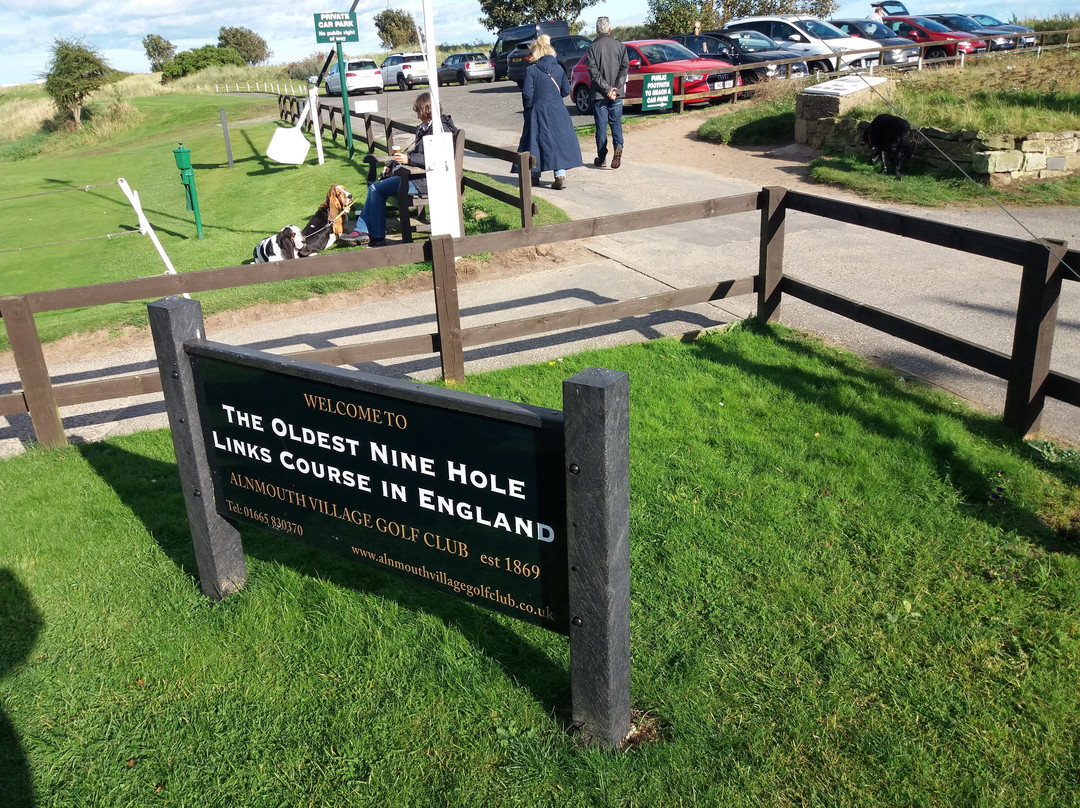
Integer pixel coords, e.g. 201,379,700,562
2,322,1078,806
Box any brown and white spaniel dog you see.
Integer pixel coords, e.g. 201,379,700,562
298,184,354,256
253,225,305,263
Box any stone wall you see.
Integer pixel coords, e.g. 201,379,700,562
795,80,1080,186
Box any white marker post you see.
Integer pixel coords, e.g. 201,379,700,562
420,0,461,238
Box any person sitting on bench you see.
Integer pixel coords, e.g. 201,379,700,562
339,92,458,247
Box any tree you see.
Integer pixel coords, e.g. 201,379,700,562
374,9,420,50
142,34,176,72
477,0,600,34
217,26,272,65
160,45,246,80
41,38,113,129
647,0,838,35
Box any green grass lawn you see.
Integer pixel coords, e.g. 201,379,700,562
2,322,1078,807
0,93,566,352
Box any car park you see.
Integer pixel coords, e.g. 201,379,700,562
380,52,429,90
324,58,383,95
490,21,571,80
569,39,739,115
437,52,494,85
882,16,988,59
968,14,1037,46
674,31,809,81
507,34,591,84
722,15,883,73
828,19,920,66
924,13,1020,50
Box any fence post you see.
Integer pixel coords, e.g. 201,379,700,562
428,234,465,383
516,151,535,229
0,295,65,449
1003,239,1068,437
757,186,787,323
564,367,631,749
148,296,248,600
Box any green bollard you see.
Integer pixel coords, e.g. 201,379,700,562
172,142,205,238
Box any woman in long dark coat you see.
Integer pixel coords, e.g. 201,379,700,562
517,35,582,189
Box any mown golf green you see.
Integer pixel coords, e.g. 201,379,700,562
2,324,1078,807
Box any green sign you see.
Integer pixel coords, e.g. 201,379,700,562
641,72,674,111
190,347,570,633
314,11,359,44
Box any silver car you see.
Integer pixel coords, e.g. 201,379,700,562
324,58,383,95
437,52,495,85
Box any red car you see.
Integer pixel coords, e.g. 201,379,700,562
569,39,740,115
882,16,987,59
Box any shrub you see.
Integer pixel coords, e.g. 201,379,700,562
161,45,246,80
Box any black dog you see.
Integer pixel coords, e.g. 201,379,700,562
863,114,914,181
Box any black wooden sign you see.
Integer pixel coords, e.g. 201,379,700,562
188,344,569,633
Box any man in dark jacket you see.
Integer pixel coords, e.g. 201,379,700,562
585,16,629,169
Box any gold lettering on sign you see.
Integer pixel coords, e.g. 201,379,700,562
302,393,408,430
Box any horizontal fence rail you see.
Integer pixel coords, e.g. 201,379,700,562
1,187,1075,449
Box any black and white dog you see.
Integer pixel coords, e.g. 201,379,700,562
253,225,305,263
863,114,915,181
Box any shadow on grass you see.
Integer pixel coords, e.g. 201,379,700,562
78,443,573,723
0,569,42,808
692,320,1079,556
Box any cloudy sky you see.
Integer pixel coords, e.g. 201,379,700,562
0,0,1068,87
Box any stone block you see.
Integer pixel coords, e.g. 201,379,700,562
988,172,1012,188
1023,152,1047,171
979,134,1016,150
1039,169,1071,180
1047,156,1066,171
794,117,809,144
972,150,1023,173
1045,138,1078,157
1065,152,1080,171
1020,139,1047,152
923,126,958,141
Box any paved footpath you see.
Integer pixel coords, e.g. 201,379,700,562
2,126,1078,456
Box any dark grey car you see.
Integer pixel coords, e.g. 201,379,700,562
828,19,920,65
924,13,1022,50
507,34,592,85
678,31,809,81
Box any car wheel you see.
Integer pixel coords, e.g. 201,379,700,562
398,74,409,91
458,71,468,86
573,85,592,115
375,86,384,94
324,82,332,95
808,60,830,74
927,46,947,60
486,77,495,83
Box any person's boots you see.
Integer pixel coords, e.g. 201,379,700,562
552,175,566,190
611,146,623,169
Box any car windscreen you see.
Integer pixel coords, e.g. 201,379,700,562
931,15,979,31
907,17,953,33
464,53,487,60
972,14,1004,25
793,19,848,40
348,61,376,70
728,30,780,51
854,21,894,38
635,41,700,64
679,35,728,55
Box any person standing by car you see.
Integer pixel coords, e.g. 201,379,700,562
869,3,886,22
585,16,629,169
515,35,582,189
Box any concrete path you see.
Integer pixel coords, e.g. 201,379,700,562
2,123,1078,457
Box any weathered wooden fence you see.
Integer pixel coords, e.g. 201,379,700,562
278,96,537,230
1,187,1076,451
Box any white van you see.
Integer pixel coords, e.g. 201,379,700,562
723,15,882,73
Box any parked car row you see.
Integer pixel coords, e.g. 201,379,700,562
326,6,1037,98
